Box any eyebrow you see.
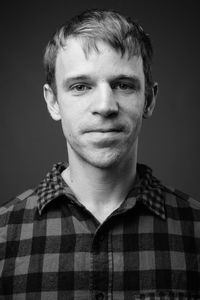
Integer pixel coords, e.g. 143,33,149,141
62,74,141,89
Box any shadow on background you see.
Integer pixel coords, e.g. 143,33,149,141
1,0,200,203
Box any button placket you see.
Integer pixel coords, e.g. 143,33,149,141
90,229,108,299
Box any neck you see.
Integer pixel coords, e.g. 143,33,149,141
62,143,138,222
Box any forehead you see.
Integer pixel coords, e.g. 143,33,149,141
55,38,144,82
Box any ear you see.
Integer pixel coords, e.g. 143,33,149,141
143,83,158,119
43,84,61,121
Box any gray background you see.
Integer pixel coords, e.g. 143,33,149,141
1,0,200,204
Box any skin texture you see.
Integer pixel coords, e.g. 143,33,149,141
44,38,156,222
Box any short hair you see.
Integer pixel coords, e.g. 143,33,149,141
44,9,154,98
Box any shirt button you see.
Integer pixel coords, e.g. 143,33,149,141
96,292,104,300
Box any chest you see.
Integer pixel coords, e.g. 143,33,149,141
2,210,200,298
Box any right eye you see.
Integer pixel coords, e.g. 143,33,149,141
70,84,91,93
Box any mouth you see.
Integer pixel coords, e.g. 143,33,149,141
88,130,121,133
83,128,124,146
84,126,124,134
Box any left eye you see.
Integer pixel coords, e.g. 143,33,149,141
112,83,131,90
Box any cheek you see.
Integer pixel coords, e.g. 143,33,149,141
127,104,144,123
59,109,74,137
59,106,83,141
126,108,144,136
123,96,145,116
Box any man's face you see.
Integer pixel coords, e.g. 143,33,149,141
45,38,154,169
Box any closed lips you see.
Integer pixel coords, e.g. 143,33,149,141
84,126,124,133
89,129,121,132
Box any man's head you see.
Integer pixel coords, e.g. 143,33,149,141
44,9,154,102
43,9,157,169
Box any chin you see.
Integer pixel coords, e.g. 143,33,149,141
82,149,126,169
69,139,136,169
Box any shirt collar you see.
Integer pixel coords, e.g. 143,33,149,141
35,162,166,219
129,164,166,220
35,162,72,215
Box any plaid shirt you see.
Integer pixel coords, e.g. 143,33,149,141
0,162,200,299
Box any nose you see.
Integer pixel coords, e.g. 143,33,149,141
91,83,119,117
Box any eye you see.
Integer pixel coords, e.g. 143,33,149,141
112,82,133,90
71,84,90,92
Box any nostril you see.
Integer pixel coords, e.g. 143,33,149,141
92,105,119,117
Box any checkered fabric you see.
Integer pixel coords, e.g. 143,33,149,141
0,162,200,299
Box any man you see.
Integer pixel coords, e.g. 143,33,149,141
0,9,199,299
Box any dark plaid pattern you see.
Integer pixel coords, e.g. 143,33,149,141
0,162,200,299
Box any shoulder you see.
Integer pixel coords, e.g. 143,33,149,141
0,189,38,228
162,185,200,224
163,185,200,209
138,163,200,215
